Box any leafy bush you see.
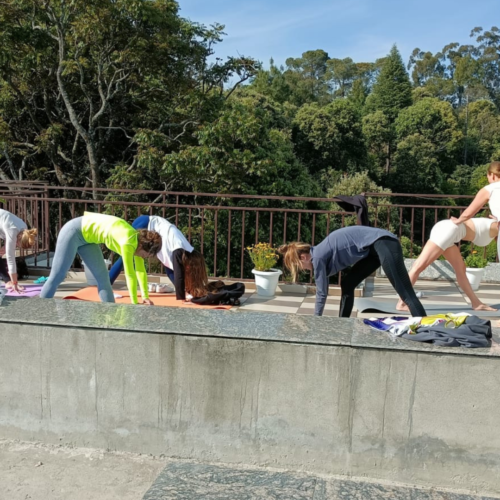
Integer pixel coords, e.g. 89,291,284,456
247,243,279,271
400,236,422,259
464,252,488,269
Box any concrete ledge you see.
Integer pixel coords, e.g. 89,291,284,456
1,300,500,495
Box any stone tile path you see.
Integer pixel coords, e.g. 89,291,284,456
143,461,498,500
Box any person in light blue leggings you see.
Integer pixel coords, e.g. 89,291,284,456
109,215,175,284
40,218,114,302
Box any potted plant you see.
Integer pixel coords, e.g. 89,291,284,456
464,251,489,291
247,243,282,296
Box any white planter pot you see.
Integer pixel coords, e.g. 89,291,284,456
252,268,282,297
465,267,485,291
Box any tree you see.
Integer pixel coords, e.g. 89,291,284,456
365,45,412,122
293,100,366,177
0,0,259,195
391,134,444,194
251,59,292,104
284,50,330,105
362,111,392,180
395,98,462,174
325,57,358,98
459,99,500,166
161,93,318,197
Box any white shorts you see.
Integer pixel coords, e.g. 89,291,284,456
429,220,466,250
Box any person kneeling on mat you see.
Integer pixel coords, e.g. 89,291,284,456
40,212,162,305
109,215,208,301
279,226,426,318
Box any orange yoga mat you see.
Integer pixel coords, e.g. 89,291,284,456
64,286,232,310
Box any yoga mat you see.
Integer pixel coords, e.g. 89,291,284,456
1,284,43,298
354,297,500,317
64,286,232,310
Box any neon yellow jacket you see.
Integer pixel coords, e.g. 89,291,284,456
82,212,148,304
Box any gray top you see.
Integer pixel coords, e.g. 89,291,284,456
310,226,397,316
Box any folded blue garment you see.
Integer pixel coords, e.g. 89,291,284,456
363,317,409,331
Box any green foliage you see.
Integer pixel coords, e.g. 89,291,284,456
294,100,366,176
395,98,462,174
400,236,422,259
326,171,395,230
162,92,318,196
365,45,412,121
464,252,489,269
391,134,444,194
247,242,279,272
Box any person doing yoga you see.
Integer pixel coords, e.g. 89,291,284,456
396,217,498,312
109,215,208,301
40,212,162,304
279,225,426,318
449,160,500,231
0,208,38,293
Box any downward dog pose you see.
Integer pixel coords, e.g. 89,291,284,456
40,212,161,304
0,208,38,293
279,225,426,318
397,218,498,312
109,215,208,300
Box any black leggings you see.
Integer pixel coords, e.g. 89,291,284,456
339,237,427,318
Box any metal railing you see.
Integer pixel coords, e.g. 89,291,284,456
0,182,492,282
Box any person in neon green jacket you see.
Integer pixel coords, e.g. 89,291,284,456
40,212,162,304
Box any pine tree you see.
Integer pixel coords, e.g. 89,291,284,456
365,45,413,173
367,45,412,121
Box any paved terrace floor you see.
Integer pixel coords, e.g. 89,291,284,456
8,273,500,322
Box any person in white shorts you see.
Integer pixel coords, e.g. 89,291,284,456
396,217,498,312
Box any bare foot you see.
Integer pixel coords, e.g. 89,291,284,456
396,300,409,312
473,303,497,312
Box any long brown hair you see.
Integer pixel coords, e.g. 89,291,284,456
183,250,209,298
278,242,311,282
137,230,162,256
20,228,38,249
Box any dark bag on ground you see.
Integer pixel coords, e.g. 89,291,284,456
0,257,29,281
192,281,245,306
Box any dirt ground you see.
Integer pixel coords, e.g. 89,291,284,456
0,439,168,500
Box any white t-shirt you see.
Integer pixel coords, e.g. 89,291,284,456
147,216,194,270
484,181,500,220
0,209,27,274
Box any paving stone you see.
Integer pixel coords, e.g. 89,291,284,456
143,462,498,500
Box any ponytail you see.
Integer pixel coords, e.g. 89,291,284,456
277,242,311,282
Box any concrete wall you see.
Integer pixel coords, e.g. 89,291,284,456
1,322,500,495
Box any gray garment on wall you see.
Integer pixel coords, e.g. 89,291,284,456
401,315,492,348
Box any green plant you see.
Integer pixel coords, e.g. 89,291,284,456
464,252,489,269
247,243,279,272
400,236,422,259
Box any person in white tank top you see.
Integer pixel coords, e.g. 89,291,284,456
396,216,498,312
0,209,38,293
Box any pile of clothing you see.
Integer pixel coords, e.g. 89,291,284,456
364,313,492,348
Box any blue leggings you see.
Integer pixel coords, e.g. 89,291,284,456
40,217,114,302
108,215,175,284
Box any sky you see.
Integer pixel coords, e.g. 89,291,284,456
178,0,499,68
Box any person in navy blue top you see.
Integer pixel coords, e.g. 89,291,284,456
279,226,426,317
